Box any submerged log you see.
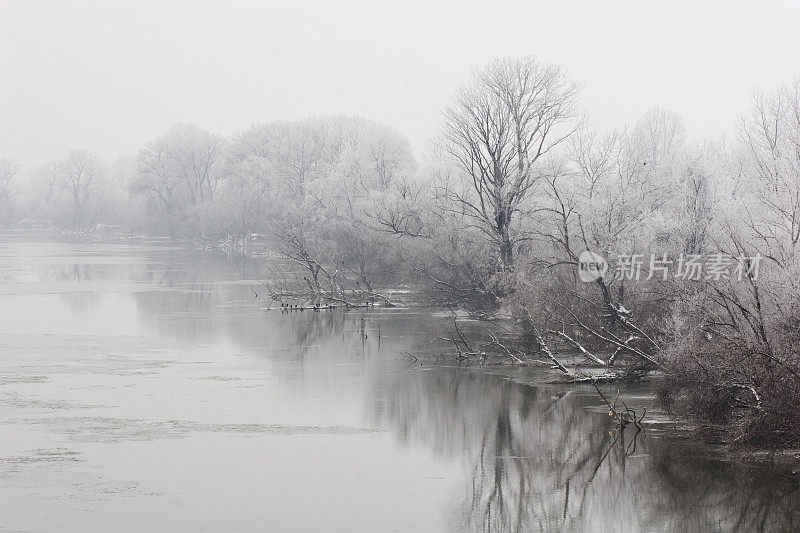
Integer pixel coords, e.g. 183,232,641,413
548,368,650,384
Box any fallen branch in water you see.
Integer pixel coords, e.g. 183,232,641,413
436,318,488,364
401,351,418,363
559,305,662,369
549,368,650,384
262,280,400,309
486,329,529,365
592,381,647,430
547,329,608,367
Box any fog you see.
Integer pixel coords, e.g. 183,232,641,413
4,3,800,531
3,0,800,167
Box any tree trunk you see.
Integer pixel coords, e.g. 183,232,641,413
496,210,513,271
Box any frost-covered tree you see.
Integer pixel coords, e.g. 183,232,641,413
440,56,581,271
242,116,418,306
132,123,226,234
133,124,225,210
0,158,21,227
58,149,102,228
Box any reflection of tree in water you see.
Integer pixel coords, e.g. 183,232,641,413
278,311,352,362
130,253,243,342
60,290,98,314
371,367,800,532
102,247,800,531
51,264,99,313
648,444,800,532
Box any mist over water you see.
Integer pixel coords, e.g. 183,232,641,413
1,233,798,532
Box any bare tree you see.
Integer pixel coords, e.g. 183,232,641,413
0,157,20,202
257,117,417,308
133,123,226,216
440,56,581,271
456,110,690,377
110,155,137,191
633,108,686,168
0,158,20,227
658,82,800,448
739,78,800,262
273,119,327,203
58,149,101,228
677,145,716,254
38,161,60,203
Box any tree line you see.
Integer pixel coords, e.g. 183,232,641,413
2,56,799,447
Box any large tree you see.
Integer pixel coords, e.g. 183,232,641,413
440,56,581,271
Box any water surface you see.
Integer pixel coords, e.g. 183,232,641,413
1,234,799,532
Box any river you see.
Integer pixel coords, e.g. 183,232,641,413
1,233,798,532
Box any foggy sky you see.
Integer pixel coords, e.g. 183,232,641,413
2,0,799,169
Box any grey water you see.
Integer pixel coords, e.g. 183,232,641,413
1,233,798,532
